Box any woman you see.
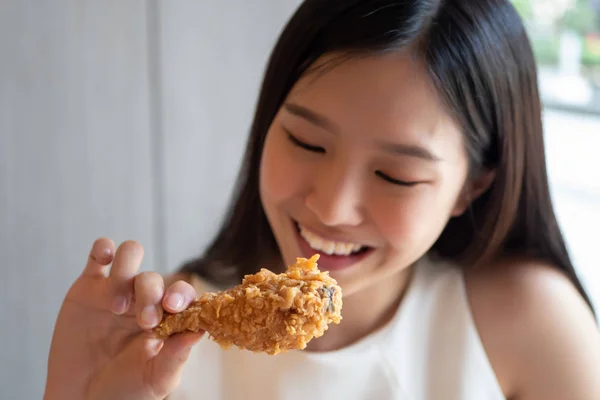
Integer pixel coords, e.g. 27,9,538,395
44,1,600,399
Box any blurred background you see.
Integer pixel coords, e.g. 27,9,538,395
0,1,598,398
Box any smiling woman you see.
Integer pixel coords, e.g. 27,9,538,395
259,54,475,298
172,0,599,398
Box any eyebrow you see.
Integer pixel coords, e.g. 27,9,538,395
283,102,441,162
283,102,339,132
377,141,442,162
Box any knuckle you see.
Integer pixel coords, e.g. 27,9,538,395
175,348,191,364
135,273,164,302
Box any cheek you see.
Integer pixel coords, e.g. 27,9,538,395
259,130,306,209
370,186,461,252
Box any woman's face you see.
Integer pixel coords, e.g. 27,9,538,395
259,54,474,296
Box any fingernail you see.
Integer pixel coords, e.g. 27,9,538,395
141,305,159,327
103,247,113,257
111,296,128,314
166,293,184,310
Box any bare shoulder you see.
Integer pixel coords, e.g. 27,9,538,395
464,257,600,400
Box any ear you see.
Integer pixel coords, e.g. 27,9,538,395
451,168,496,217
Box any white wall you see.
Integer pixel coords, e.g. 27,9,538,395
1,2,155,398
154,0,302,271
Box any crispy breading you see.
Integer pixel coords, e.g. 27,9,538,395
153,254,343,355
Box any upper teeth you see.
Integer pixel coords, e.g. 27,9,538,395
299,225,363,256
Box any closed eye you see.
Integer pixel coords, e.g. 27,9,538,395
286,130,326,153
375,170,420,187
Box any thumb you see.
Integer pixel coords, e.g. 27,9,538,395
145,331,205,396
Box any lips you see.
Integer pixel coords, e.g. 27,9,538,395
298,224,365,256
293,221,373,272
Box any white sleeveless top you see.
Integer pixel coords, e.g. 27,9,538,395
169,257,506,400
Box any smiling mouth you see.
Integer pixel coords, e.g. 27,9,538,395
295,222,371,257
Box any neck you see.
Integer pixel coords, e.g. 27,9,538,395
305,265,415,352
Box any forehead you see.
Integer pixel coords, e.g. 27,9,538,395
285,53,465,157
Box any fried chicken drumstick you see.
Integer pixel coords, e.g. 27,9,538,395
153,254,343,355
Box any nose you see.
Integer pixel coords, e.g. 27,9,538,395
304,164,364,227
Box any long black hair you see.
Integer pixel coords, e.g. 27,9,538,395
180,0,596,315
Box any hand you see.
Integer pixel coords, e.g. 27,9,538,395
44,238,204,400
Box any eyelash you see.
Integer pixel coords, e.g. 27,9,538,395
286,131,419,187
375,171,419,187
286,131,326,153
